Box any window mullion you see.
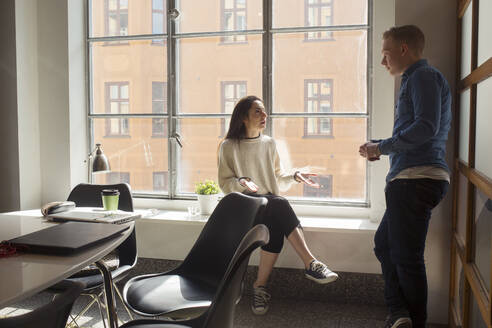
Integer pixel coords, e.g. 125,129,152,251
168,0,177,199
263,0,273,136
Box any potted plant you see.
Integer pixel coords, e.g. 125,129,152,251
195,180,221,215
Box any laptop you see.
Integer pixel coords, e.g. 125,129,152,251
48,207,141,224
8,221,130,255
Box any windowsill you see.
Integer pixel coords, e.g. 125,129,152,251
135,208,378,233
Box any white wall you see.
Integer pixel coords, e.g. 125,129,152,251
15,0,42,210
5,0,89,211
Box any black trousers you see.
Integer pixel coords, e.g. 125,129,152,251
251,194,301,253
374,178,448,328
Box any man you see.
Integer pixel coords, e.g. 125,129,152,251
359,25,451,328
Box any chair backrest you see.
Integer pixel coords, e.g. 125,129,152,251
0,280,84,328
67,183,136,267
201,224,269,328
67,183,134,212
178,192,267,288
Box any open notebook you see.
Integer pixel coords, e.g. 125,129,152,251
48,207,141,224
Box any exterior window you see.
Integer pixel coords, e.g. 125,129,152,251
153,171,169,191
303,175,333,198
152,82,167,137
105,82,130,136
221,81,247,136
106,0,128,36
304,79,333,137
305,0,333,41
152,0,166,44
222,0,247,43
107,172,130,185
88,1,369,203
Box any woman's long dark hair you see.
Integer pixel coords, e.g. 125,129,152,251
225,95,263,140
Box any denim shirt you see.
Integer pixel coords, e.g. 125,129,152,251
378,59,452,183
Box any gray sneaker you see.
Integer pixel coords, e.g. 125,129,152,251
305,260,339,284
252,286,271,315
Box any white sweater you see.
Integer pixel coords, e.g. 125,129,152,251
218,135,297,195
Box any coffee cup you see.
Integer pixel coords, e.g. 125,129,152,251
101,189,120,211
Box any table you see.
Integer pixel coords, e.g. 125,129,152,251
0,210,134,328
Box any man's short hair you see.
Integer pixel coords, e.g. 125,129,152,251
383,25,425,55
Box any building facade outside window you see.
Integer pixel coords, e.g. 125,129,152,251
303,175,333,198
152,0,166,44
153,171,169,191
107,172,130,185
222,0,247,43
304,79,333,137
221,81,247,136
152,82,167,137
106,0,128,36
305,0,334,41
105,82,130,137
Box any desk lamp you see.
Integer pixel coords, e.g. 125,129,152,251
87,143,110,182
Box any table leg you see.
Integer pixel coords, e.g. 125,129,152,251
96,260,118,328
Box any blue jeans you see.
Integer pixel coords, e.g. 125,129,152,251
374,178,448,328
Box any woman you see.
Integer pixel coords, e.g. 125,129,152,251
218,95,338,315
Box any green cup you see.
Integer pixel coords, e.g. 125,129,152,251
101,189,120,211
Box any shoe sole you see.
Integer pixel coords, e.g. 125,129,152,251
251,306,269,315
391,317,412,328
304,273,339,284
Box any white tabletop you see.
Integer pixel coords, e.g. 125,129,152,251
0,210,134,308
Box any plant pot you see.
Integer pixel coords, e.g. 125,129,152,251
197,194,219,215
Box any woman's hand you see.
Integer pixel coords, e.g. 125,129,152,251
239,177,259,193
295,172,321,188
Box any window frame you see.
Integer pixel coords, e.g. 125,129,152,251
303,79,334,138
304,0,335,42
151,0,167,45
104,81,130,137
153,171,169,192
220,81,247,137
104,0,129,37
87,0,372,207
152,81,168,138
220,0,248,44
303,174,333,198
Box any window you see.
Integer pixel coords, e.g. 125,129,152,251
152,82,167,137
304,79,333,137
153,171,169,191
105,82,130,136
303,175,333,198
106,0,128,36
222,0,247,43
107,172,130,185
221,81,247,136
88,1,369,204
305,0,334,41
152,0,166,44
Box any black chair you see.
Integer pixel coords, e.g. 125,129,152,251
120,224,269,328
57,183,138,326
0,280,84,328
123,192,267,319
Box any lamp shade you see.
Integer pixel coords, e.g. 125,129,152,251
92,144,110,173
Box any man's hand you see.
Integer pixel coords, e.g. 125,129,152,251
295,172,321,188
239,177,259,193
359,142,381,161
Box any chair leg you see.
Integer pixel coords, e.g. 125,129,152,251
94,294,108,328
113,282,134,321
67,294,98,327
